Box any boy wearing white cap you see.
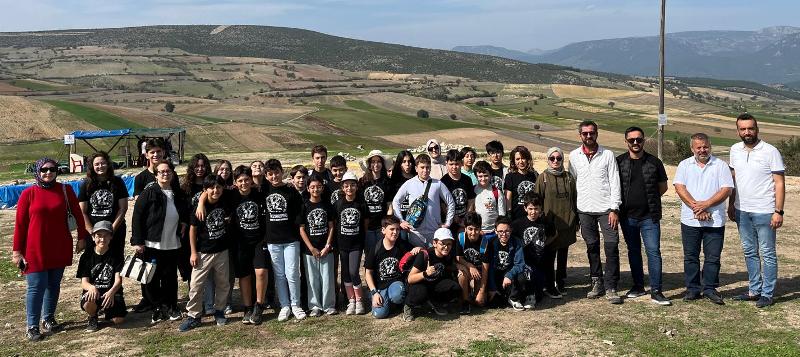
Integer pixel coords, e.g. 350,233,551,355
78,221,126,332
403,228,462,321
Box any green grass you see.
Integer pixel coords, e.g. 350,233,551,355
311,100,472,136
43,100,144,130
298,132,402,152
453,337,523,356
0,253,22,283
9,79,71,91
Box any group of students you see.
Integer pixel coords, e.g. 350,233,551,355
14,112,785,340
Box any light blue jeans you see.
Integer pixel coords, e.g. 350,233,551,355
268,241,302,308
303,253,336,311
371,280,407,319
735,210,778,298
25,268,65,327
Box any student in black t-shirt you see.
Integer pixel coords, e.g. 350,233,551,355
504,146,539,220
488,217,532,311
79,151,129,262
299,175,336,317
180,175,232,332
403,228,462,321
364,216,420,319
455,212,493,313
441,149,477,230
79,221,126,332
511,192,549,302
326,155,348,206
289,165,309,200
308,145,335,185
264,159,306,322
359,150,391,255
485,140,508,192
335,171,369,315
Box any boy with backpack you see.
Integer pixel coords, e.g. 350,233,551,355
473,161,507,233
455,212,494,314
513,192,559,299
364,216,421,319
403,228,462,321
180,175,232,331
78,221,126,332
489,217,533,311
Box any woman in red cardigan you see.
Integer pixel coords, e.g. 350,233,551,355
12,158,89,342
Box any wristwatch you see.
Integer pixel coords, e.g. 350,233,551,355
775,210,784,216
370,288,378,295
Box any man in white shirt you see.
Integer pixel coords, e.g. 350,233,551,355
392,154,455,247
567,120,623,304
673,133,733,305
727,114,785,308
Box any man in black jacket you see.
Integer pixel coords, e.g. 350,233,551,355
616,127,671,305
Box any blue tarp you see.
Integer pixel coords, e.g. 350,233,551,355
70,129,132,139
0,175,135,209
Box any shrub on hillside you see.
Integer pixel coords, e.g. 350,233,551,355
164,102,175,112
776,136,800,176
417,109,429,118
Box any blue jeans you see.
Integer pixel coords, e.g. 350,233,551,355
621,217,663,291
735,210,778,298
268,241,301,308
681,224,724,294
25,268,65,327
371,281,407,319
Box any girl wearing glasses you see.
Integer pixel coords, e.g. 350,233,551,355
13,158,90,341
534,147,578,293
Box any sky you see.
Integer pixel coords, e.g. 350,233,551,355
1,0,798,51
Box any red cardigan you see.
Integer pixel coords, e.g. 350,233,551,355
13,182,89,274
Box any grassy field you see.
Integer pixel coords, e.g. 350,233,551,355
9,79,70,91
43,101,144,130
312,100,473,136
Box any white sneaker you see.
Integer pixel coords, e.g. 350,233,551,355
309,308,322,317
346,299,356,315
354,301,367,315
508,298,525,311
292,306,307,320
324,308,338,316
277,306,291,322
523,295,536,310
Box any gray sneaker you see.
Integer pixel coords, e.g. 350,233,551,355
606,289,624,305
402,305,416,322
586,277,605,299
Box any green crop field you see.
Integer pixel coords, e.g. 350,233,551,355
311,100,473,136
9,79,71,91
43,101,145,130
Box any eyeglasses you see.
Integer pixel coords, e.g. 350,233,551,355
626,137,644,144
428,146,440,152
39,167,58,173
496,230,511,235
580,131,596,137
157,170,172,176
548,156,563,162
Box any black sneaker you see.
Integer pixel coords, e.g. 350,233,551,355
41,317,64,334
86,316,100,332
683,290,702,301
133,298,153,313
459,303,471,315
242,306,254,325
167,306,183,321
650,291,672,306
427,301,447,316
214,311,227,326
704,290,725,305
545,286,563,299
151,307,166,324
625,287,647,299
250,304,264,325
26,326,42,342
755,296,774,308
178,316,201,332
732,293,761,302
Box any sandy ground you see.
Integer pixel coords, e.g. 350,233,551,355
552,84,645,99
0,96,97,143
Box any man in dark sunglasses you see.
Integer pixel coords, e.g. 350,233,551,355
615,127,670,306
567,120,623,304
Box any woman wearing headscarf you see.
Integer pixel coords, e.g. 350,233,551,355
534,147,578,295
13,158,89,341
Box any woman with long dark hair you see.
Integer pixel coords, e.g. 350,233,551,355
250,160,266,191
78,151,129,262
388,150,416,219
13,157,89,341
213,159,234,189
359,150,391,253
504,145,539,220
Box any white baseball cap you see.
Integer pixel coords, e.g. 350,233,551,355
433,227,454,241
342,171,358,182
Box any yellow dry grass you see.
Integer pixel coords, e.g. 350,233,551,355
552,84,644,99
0,96,96,142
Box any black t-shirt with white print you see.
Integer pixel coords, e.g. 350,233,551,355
493,240,514,273
364,239,412,290
440,174,476,219
457,234,494,268
334,197,367,251
300,199,335,254
326,181,344,207
511,216,547,265
504,171,539,220
359,176,389,231
191,199,230,254
389,178,411,219
227,190,267,245
264,184,303,244
488,166,505,191
77,248,123,291
413,246,457,283
79,176,129,224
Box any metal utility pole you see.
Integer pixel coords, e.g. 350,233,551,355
657,0,666,159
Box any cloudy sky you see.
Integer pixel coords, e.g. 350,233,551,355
1,0,797,51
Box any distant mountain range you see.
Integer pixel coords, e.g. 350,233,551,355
0,25,589,85
453,26,800,84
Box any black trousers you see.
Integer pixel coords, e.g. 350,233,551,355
143,247,179,309
579,213,620,290
492,271,532,302
406,278,461,307
556,246,568,287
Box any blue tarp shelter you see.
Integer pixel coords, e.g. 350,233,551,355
0,174,136,209
68,127,186,168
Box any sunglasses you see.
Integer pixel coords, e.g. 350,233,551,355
428,146,440,152
627,137,644,144
39,167,58,173
580,132,596,137
548,156,563,162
